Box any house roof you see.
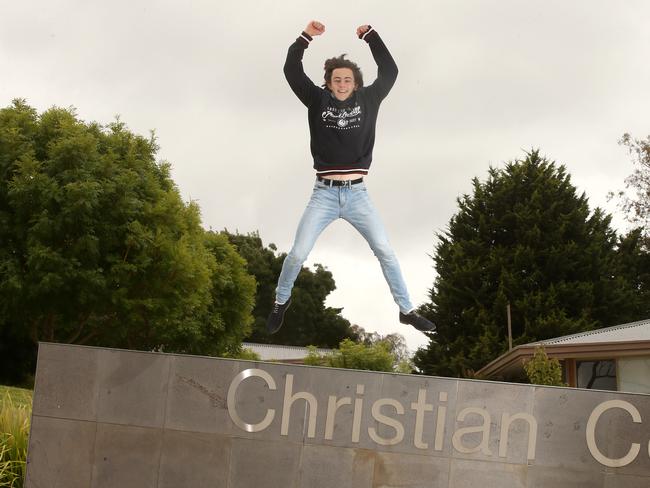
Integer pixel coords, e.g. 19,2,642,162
242,342,334,362
477,318,650,379
528,318,650,345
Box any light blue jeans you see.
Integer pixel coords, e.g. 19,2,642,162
275,178,414,313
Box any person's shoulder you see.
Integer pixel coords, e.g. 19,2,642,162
355,87,374,102
304,87,328,108
316,87,329,101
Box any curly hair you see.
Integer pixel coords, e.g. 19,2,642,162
322,54,364,89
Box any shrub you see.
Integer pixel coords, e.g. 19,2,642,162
221,347,261,361
306,339,395,372
524,346,566,386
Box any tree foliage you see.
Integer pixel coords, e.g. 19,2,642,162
523,347,565,387
0,100,255,384
611,133,650,318
615,133,650,232
350,325,414,373
224,231,357,348
615,228,650,319
221,346,261,361
414,151,642,377
304,339,395,372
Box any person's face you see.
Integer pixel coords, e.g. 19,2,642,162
327,68,357,101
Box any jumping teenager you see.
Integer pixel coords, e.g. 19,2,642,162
266,20,436,335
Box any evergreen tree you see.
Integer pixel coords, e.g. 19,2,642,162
414,151,640,377
616,228,650,319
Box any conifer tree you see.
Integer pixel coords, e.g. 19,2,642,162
414,151,639,377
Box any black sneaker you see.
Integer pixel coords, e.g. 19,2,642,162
399,311,436,333
266,298,292,334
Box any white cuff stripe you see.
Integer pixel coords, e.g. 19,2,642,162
317,168,369,174
361,27,374,40
300,34,311,44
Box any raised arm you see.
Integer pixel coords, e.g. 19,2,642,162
357,25,398,103
283,21,325,107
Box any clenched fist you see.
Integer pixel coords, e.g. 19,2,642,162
305,21,325,37
356,25,371,38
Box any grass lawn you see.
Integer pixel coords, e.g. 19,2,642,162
0,385,33,408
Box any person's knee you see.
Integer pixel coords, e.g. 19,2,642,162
372,241,396,261
286,246,310,265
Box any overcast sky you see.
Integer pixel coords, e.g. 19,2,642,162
2,1,649,352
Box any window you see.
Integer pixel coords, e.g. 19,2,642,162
576,360,617,391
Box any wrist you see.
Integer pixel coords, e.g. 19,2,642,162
298,30,313,46
359,26,376,41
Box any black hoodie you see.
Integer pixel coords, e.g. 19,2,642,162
283,27,398,176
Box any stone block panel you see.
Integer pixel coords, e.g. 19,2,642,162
301,366,385,451
372,451,450,487
449,458,527,488
600,392,650,477
32,342,99,421
91,423,163,488
158,430,231,488
165,354,238,435
374,374,459,459
527,464,604,488
227,437,301,488
224,361,312,443
296,444,374,488
532,387,613,472
25,416,96,488
604,473,650,488
96,348,171,429
451,380,535,465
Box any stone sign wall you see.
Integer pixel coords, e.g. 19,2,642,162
26,343,650,487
